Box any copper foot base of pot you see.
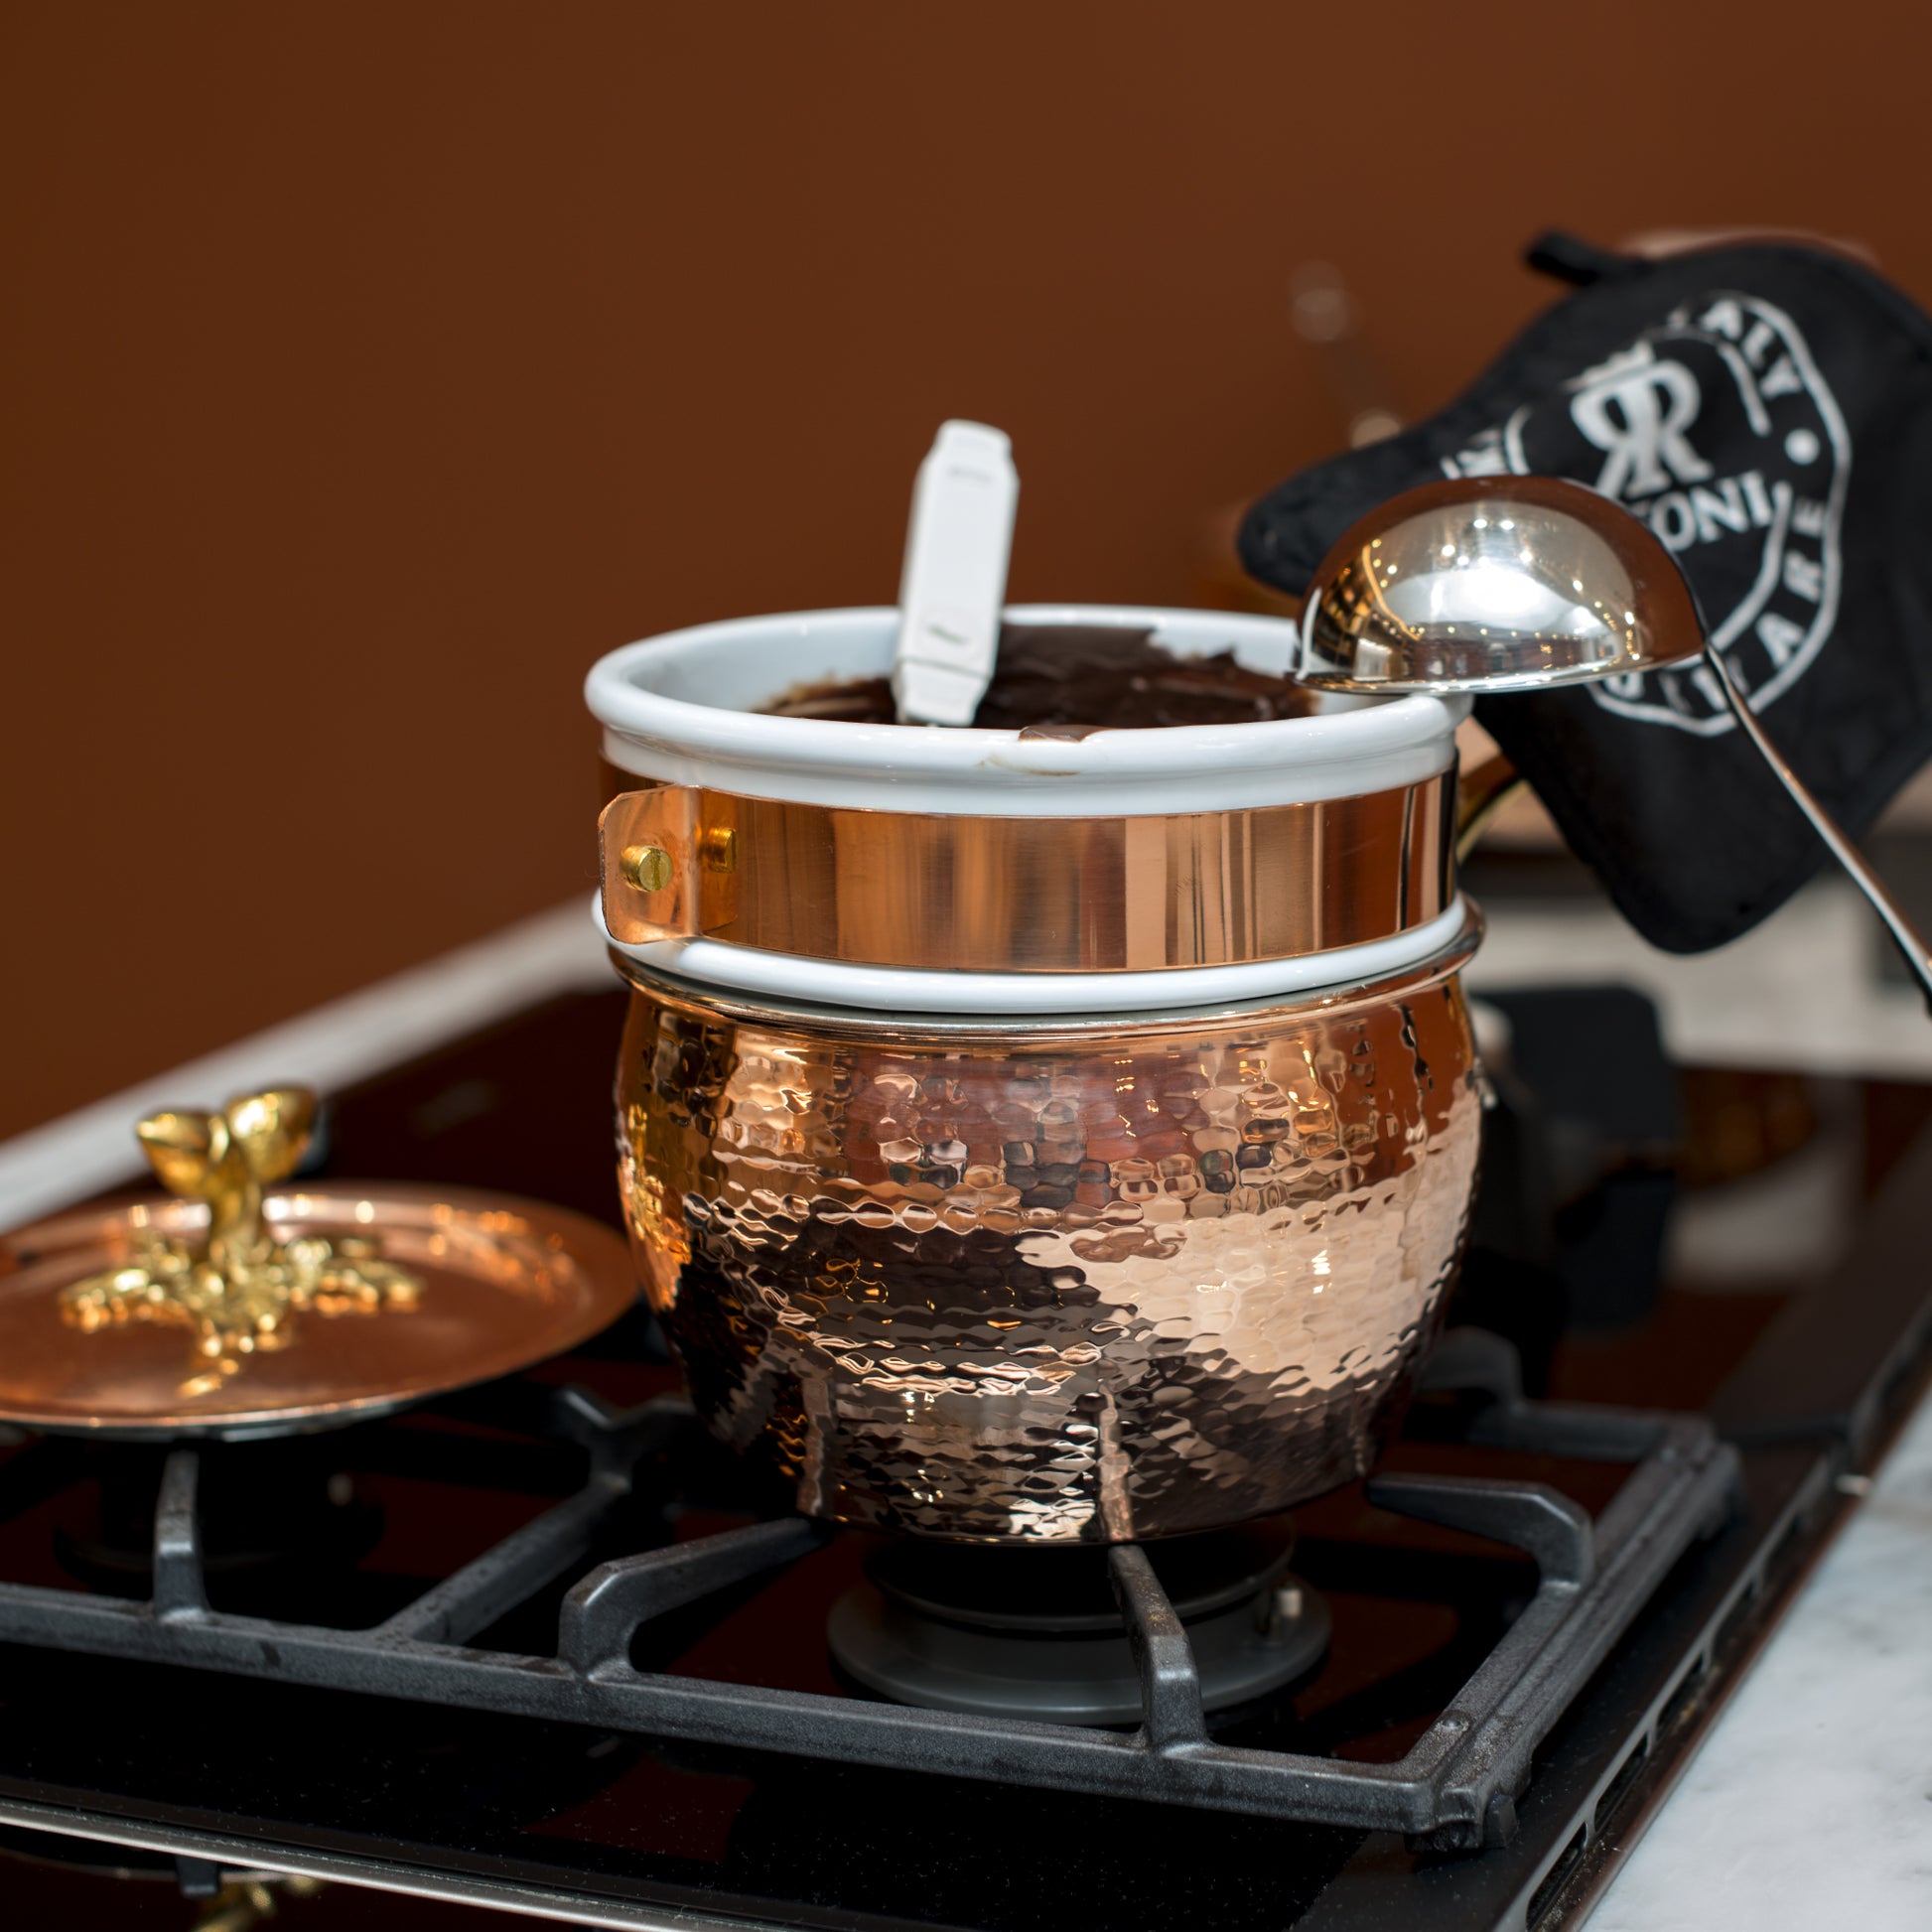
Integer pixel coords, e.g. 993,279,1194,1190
827,1524,1330,1726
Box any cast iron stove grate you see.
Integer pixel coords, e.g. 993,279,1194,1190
0,1333,1736,1859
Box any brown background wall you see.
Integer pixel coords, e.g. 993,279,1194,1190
4,1,1929,1141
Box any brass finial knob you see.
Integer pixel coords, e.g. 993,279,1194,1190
61,1086,420,1398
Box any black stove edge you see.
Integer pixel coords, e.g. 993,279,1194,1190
1295,1439,1845,1931
0,1791,952,1932
1710,1118,1932,1458
1557,1449,1857,1929
1403,1117,1932,1932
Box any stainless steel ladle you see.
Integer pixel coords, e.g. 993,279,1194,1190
1295,474,1932,1004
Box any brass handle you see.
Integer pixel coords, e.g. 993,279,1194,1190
599,785,741,945
135,1086,316,1271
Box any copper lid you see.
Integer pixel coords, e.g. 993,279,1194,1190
0,1184,636,1440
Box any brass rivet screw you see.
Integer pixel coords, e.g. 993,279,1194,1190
698,825,738,873
621,844,674,894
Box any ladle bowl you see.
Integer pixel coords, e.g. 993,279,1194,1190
1300,475,1702,693
1297,475,1932,1008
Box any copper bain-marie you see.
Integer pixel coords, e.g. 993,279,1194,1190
616,955,1479,1544
589,604,1485,1546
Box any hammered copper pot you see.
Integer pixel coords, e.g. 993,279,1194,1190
590,602,1487,1546
615,939,1480,1545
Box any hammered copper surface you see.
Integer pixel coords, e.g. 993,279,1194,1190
0,1186,637,1439
597,772,1454,969
616,956,1481,1543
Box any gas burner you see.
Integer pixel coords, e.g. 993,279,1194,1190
829,1525,1328,1724
50,1437,379,1604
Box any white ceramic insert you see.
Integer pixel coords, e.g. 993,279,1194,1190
585,604,1472,1014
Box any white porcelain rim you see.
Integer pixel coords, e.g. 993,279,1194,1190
595,896,1476,1016
586,604,1468,816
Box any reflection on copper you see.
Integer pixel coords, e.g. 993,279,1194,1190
599,774,1455,970
2,1183,638,1440
614,934,1482,1544
64,1223,420,1399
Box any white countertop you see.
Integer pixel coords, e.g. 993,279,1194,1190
1589,1390,1932,1929
1466,876,1932,1082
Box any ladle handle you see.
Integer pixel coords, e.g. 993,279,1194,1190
1704,649,1932,1009
1454,747,1526,862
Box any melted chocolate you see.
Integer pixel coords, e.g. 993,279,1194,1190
763,622,1314,733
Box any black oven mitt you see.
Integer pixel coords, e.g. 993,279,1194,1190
1239,231,1932,952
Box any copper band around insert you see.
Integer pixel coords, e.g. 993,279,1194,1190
597,766,1455,974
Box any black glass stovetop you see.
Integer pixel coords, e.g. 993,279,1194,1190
3,980,1930,1932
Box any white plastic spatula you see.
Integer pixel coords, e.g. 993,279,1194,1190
891,420,1020,726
